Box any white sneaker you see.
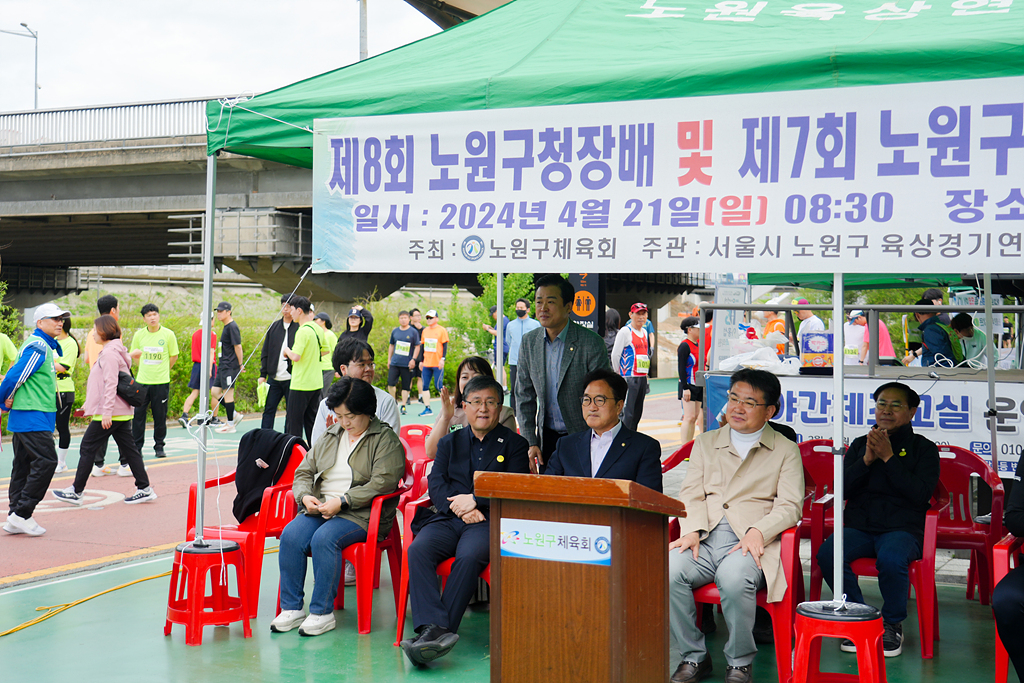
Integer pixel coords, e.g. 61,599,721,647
298,612,336,637
344,561,357,586
2,522,22,534
52,487,83,506
124,487,157,504
117,464,132,477
92,465,107,477
233,413,245,425
215,423,237,433
5,512,45,536
101,463,121,475
270,609,307,633
54,462,68,474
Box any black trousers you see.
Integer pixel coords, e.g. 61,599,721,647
261,378,290,429
407,517,490,633
541,425,568,475
9,431,58,518
508,365,518,414
132,382,169,455
994,563,1024,680
621,375,648,431
285,388,320,444
74,420,150,493
56,391,75,449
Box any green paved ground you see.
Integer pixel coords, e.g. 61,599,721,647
0,547,1007,683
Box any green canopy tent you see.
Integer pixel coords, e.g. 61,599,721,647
195,0,1024,645
206,0,1024,165
748,273,963,291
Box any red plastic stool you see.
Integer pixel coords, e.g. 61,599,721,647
164,540,252,646
793,601,886,683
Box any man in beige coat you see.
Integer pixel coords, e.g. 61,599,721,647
669,369,803,683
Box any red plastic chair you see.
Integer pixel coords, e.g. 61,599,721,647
662,440,694,473
812,486,946,659
801,439,836,599
995,533,1023,683
692,524,802,683
400,424,432,462
662,441,693,542
935,445,1005,605
185,442,306,618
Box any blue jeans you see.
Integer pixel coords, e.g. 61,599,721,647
817,528,922,623
422,366,443,396
278,513,367,615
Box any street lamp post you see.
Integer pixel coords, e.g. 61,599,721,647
21,23,38,110
0,23,38,109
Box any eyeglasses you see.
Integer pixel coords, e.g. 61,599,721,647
465,399,500,408
581,395,610,407
874,400,906,411
349,360,375,369
727,392,768,409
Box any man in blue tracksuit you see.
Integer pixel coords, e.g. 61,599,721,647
1,303,70,537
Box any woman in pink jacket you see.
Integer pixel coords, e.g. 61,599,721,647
52,315,157,506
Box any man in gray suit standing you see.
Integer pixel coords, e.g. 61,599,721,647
514,274,611,474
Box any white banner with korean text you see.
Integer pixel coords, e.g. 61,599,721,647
312,76,1023,273
705,373,1024,475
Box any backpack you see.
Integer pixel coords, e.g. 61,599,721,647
934,322,966,365
116,370,148,407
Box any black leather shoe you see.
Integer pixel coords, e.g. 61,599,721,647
401,624,459,665
725,664,753,683
752,606,773,644
671,657,712,683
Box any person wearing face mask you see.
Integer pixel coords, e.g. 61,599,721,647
504,299,540,411
423,356,517,461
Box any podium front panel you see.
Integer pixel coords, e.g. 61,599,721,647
490,498,668,683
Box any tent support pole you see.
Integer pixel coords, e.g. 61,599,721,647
194,153,217,547
496,273,504,386
985,273,999,474
832,272,845,606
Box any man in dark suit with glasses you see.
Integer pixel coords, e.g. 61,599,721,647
544,368,662,492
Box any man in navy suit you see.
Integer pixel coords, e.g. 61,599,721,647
401,375,530,665
545,368,663,492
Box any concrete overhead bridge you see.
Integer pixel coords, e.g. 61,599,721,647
0,98,705,314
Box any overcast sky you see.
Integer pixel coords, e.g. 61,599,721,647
0,0,440,112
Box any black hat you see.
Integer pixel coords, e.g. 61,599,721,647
314,311,333,329
215,301,232,311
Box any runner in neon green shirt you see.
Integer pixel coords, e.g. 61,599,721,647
314,311,339,398
128,304,178,458
0,331,18,380
54,318,81,473
283,296,327,443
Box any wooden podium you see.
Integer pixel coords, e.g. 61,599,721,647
474,472,686,683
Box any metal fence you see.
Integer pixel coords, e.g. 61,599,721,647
0,98,209,146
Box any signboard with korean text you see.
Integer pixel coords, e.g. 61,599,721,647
312,76,1023,274
499,518,612,565
705,373,1024,474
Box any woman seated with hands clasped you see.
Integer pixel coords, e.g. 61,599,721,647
424,356,517,460
271,376,405,637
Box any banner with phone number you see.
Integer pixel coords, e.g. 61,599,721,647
705,373,1024,475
